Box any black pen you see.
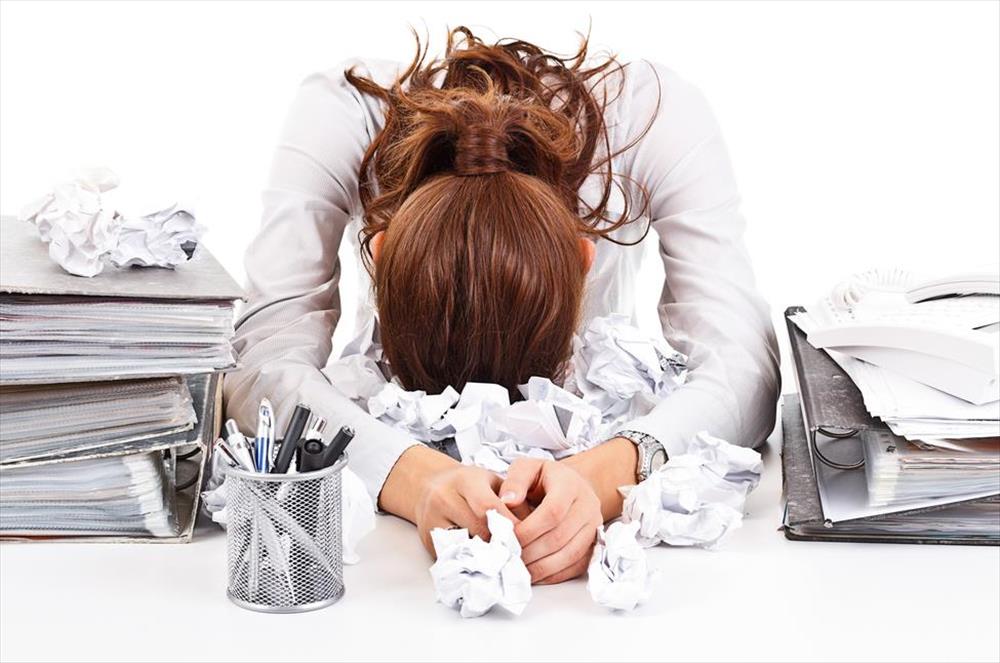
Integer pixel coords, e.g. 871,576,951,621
272,403,311,474
318,426,355,469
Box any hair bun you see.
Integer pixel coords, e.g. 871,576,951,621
454,124,510,176
348,25,653,257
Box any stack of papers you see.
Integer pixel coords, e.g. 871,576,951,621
863,430,1000,506
0,296,236,383
0,216,241,541
0,377,196,464
792,268,1000,511
0,452,179,537
827,499,1000,538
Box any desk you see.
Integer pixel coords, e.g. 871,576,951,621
2,425,999,663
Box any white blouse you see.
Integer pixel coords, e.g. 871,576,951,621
223,57,781,502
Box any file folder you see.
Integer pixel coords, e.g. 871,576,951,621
0,373,221,543
782,308,999,544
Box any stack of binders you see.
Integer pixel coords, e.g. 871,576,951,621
781,267,1000,544
0,216,243,541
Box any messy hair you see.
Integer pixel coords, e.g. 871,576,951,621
347,27,653,396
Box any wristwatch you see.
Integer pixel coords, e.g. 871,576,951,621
616,430,668,483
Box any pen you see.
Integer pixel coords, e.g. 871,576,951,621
224,419,256,470
318,425,354,469
294,416,326,471
272,403,312,474
214,437,254,472
304,415,326,442
254,398,275,473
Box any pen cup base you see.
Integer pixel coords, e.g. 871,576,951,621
227,586,345,614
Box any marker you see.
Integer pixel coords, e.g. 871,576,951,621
318,425,354,469
254,399,275,473
298,439,327,472
272,403,311,474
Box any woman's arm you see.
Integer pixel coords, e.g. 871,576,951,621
503,64,780,580
619,61,781,455
224,63,423,505
225,63,515,545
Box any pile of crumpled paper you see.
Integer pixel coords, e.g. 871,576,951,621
327,314,762,617
328,313,688,475
19,167,203,277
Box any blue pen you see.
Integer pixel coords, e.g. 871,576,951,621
254,398,275,472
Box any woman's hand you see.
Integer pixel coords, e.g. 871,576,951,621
497,458,603,585
413,463,521,555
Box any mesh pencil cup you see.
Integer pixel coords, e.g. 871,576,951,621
225,453,347,613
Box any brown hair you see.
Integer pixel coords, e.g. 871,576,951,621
347,27,651,398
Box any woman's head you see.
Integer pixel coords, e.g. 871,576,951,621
348,28,648,397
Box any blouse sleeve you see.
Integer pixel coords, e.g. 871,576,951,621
223,61,421,503
616,62,781,456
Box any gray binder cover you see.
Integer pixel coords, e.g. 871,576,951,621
0,215,244,301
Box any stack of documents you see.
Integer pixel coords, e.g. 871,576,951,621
794,268,998,414
862,430,999,507
782,267,1000,544
0,452,179,537
0,215,242,540
0,296,236,382
0,377,196,463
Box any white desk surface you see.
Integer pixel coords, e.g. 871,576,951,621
2,425,999,663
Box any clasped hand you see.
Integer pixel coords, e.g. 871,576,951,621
414,458,603,584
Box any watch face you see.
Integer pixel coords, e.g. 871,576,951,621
649,447,667,472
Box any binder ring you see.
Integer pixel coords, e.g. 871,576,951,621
813,427,865,470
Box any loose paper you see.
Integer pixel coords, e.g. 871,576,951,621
429,510,532,618
621,431,762,549
587,520,656,611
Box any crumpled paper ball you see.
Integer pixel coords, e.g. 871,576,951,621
587,520,657,611
429,509,532,618
108,204,204,268
620,431,763,549
19,167,122,277
367,383,460,443
571,313,688,423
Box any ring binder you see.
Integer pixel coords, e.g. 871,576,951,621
786,307,874,470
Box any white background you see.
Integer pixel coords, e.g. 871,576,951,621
2,0,998,383
1,4,999,662
2,428,999,663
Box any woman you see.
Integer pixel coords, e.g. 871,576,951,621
225,28,780,584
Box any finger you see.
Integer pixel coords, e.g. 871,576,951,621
419,515,459,556
441,495,490,540
514,480,575,547
509,500,534,521
498,458,544,507
535,554,591,585
460,475,520,525
520,497,586,565
526,521,597,584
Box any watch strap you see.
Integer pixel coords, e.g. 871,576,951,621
616,429,667,483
